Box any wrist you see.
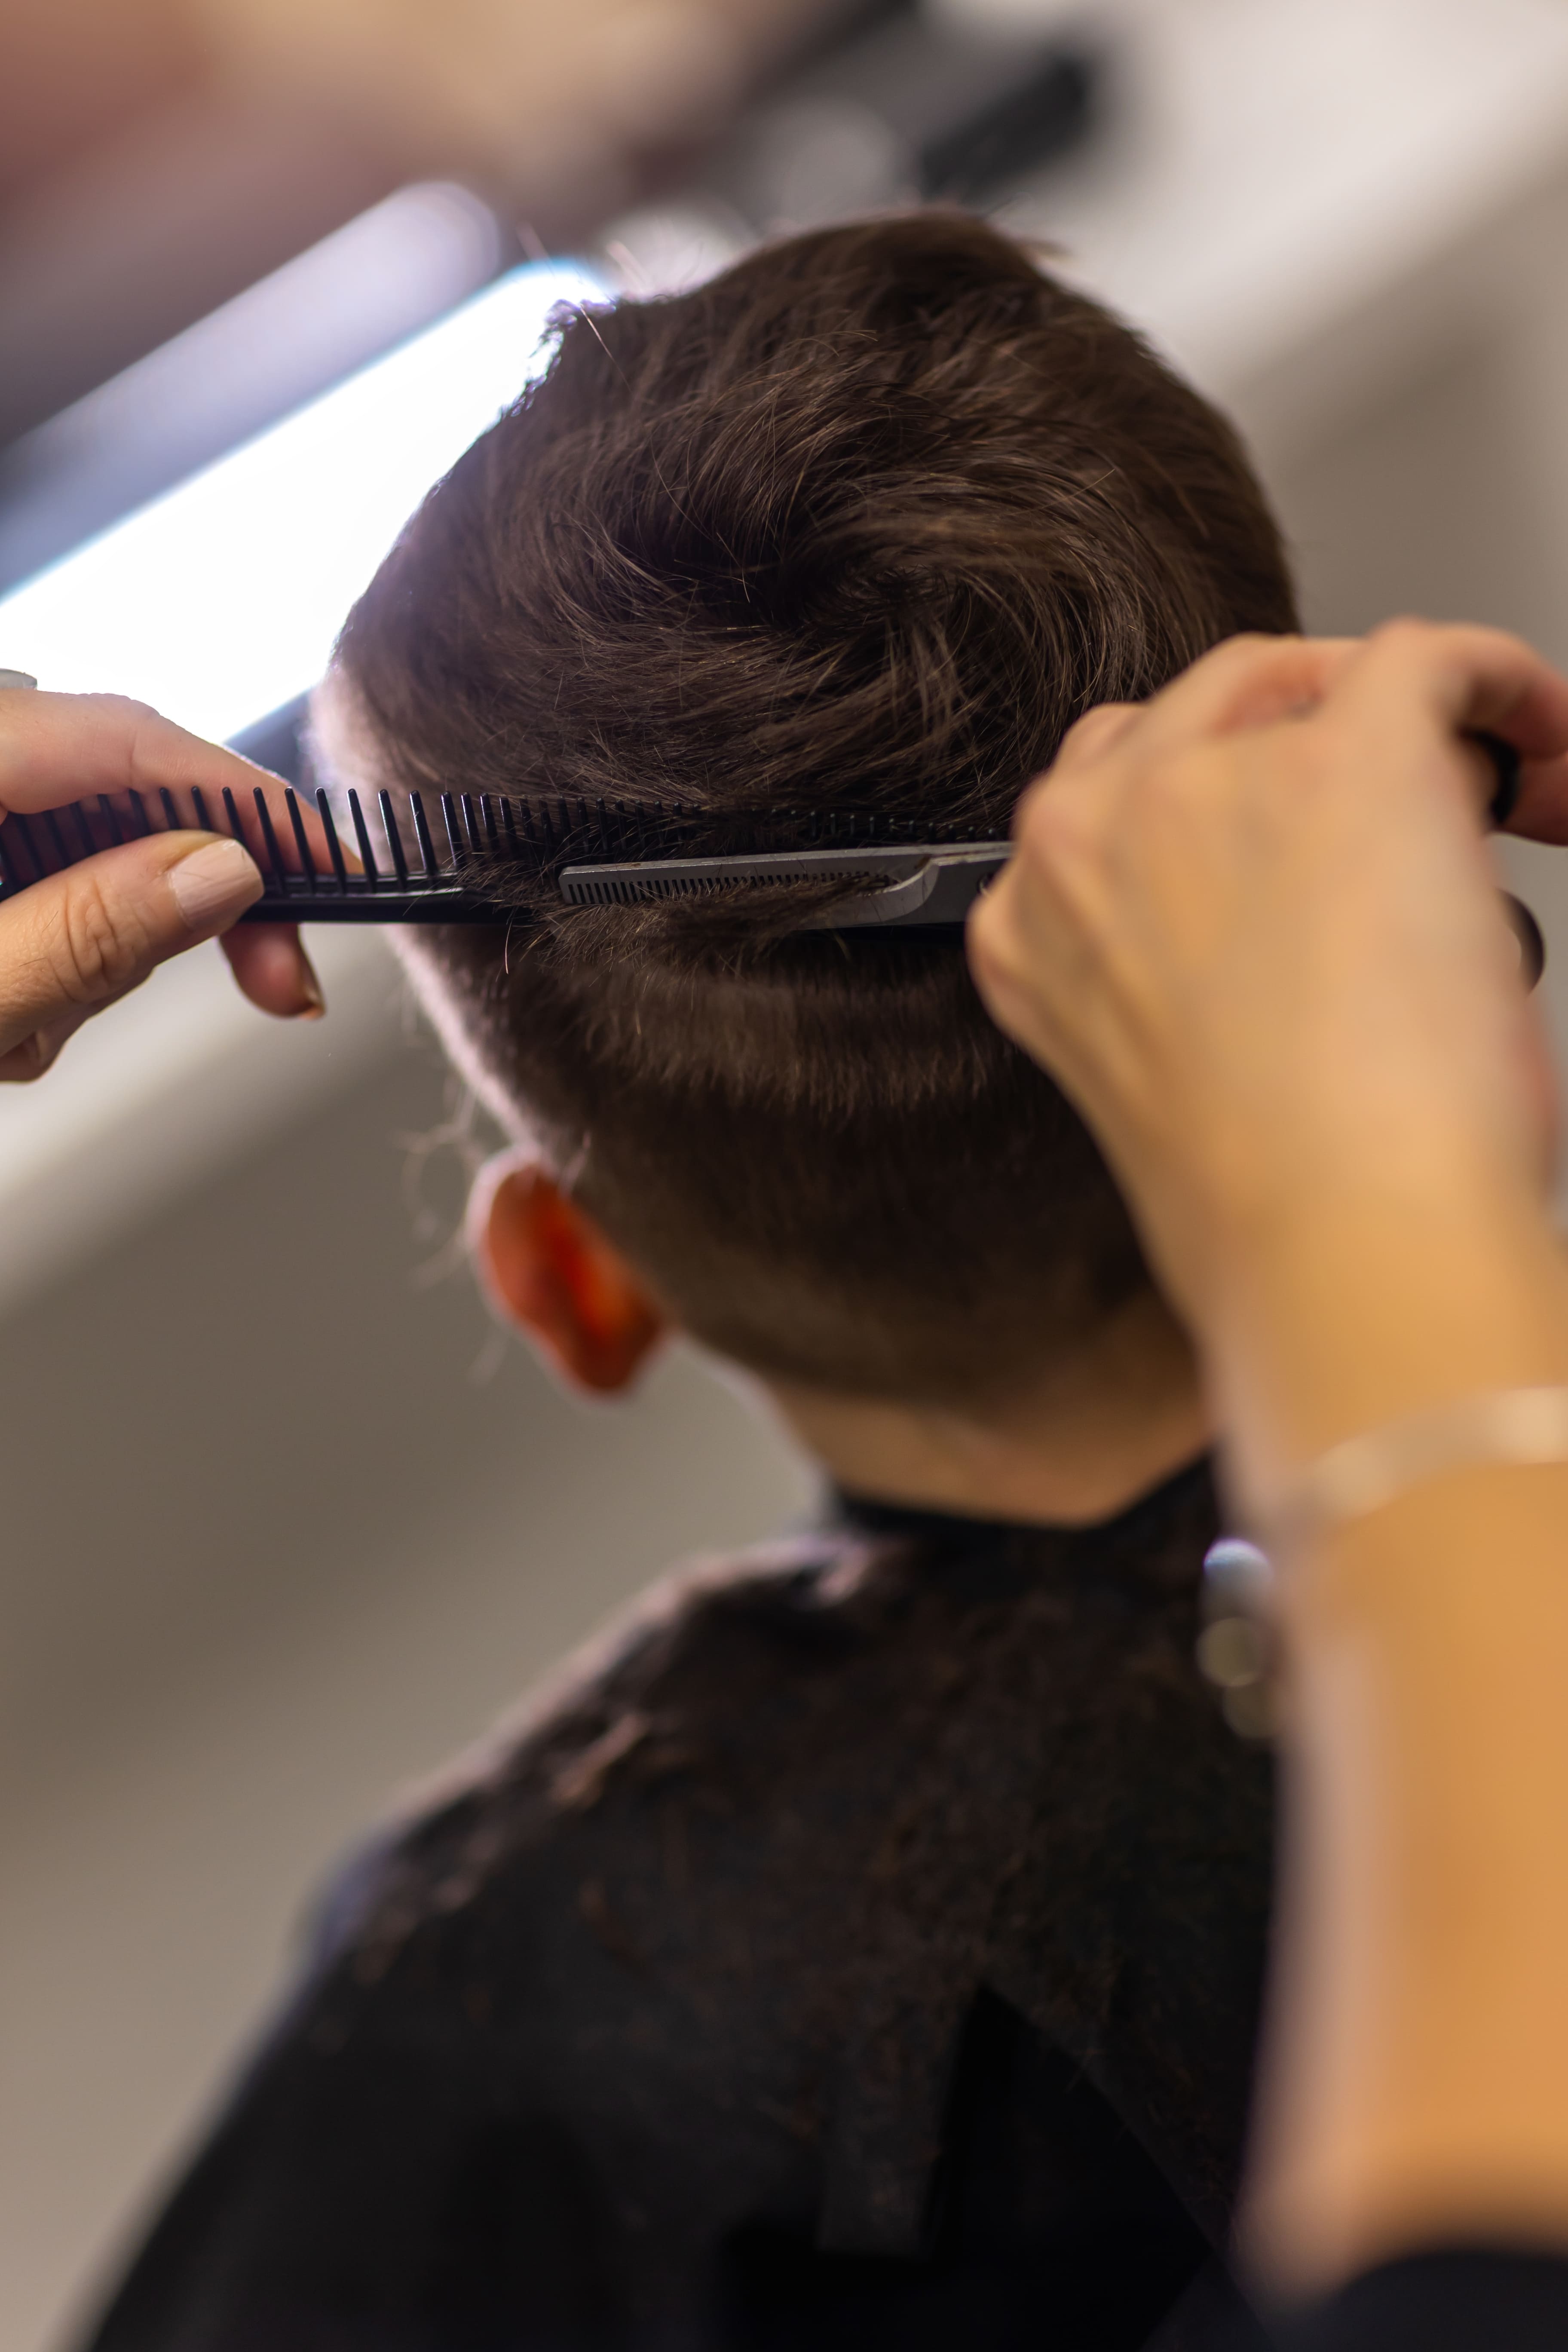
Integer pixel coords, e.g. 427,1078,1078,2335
1245,1455,1568,2294
1200,1179,1568,1510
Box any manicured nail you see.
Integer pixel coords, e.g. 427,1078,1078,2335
296,946,326,1019
169,838,262,932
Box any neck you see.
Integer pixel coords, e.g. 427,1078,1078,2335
766,1289,1212,1528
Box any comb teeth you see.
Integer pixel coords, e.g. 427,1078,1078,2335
0,779,987,926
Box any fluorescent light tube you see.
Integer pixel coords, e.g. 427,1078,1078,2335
0,258,602,746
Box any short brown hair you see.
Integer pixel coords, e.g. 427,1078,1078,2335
332,213,1297,1403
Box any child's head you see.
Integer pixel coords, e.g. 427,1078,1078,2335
319,213,1296,1409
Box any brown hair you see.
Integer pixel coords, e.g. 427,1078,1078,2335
331,213,1298,1404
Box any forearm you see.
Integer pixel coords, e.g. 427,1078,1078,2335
1210,1179,1568,1507
965,622,1568,2301
1228,1198,1568,2292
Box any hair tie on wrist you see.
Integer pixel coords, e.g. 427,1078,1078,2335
1253,1385,1568,1556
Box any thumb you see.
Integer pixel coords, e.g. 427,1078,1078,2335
0,829,263,1075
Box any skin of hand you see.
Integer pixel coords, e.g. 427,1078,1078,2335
0,686,323,1079
967,621,1568,1507
968,621,1568,2296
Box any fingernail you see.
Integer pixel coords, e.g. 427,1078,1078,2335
296,946,326,1020
169,838,262,932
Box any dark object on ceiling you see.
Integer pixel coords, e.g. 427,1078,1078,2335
919,40,1097,202
708,7,1103,230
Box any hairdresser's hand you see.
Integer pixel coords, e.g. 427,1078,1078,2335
0,687,322,1081
968,622,1568,1481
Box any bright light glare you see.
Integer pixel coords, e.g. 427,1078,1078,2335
0,260,602,744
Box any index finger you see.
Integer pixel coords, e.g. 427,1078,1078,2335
0,686,275,814
1329,620,1568,758
1118,634,1364,756
1325,622,1568,842
0,686,330,1022
0,686,341,878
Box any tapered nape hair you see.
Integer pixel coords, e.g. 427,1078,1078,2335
334,213,1298,1405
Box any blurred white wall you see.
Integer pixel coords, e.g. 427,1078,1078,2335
11,6,1568,2348
0,1023,815,2352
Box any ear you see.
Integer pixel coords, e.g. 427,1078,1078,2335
471,1152,669,1395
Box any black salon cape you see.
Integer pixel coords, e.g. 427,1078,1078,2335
1279,2249,1568,2349
85,1464,1289,2352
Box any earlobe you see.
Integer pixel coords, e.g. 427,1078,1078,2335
471,1151,669,1394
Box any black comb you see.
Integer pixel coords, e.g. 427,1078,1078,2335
0,691,1012,933
0,691,1540,965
